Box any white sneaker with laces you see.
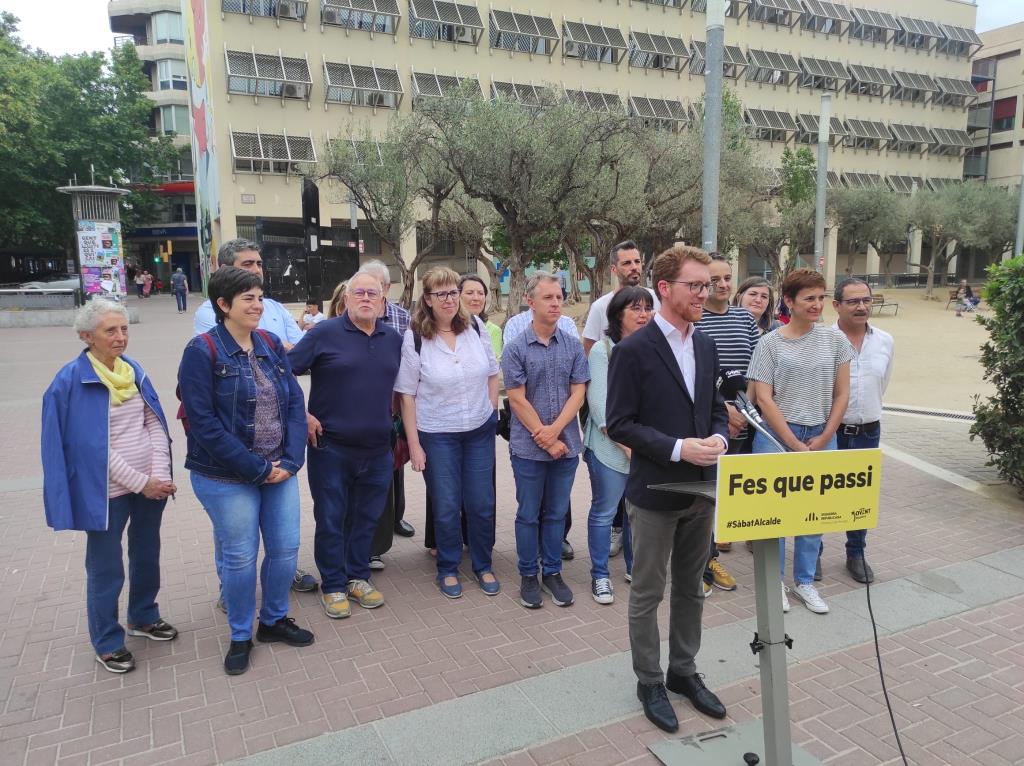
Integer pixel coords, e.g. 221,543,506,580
608,528,623,557
792,583,829,614
781,583,790,613
592,577,614,605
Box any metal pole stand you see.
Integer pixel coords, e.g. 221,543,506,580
646,483,822,766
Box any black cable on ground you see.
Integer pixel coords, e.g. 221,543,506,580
863,555,910,766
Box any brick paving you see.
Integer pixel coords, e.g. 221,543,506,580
486,596,1024,766
1,298,1023,766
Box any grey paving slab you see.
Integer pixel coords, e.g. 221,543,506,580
977,545,1024,579
374,685,557,766
228,724,394,766
783,600,890,661
906,558,1024,608
831,578,965,632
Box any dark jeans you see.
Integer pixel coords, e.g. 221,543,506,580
511,454,578,576
136,284,144,298
174,289,187,311
424,466,494,550
85,493,166,655
834,425,881,557
420,413,498,577
308,442,393,592
371,466,405,557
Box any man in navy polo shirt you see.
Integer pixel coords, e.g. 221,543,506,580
288,273,403,620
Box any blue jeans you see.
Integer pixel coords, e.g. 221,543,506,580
835,426,880,557
584,449,629,580
174,289,187,311
420,413,498,577
752,422,836,585
85,493,166,655
307,442,393,592
192,473,299,641
511,454,579,576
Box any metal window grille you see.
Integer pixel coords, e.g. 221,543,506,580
410,70,481,100
409,1,483,44
926,177,961,191
489,9,559,56
564,88,622,112
491,79,549,106
798,56,849,90
222,0,308,21
563,21,627,65
230,128,317,175
746,108,797,142
628,96,687,130
889,123,933,144
930,128,973,149
629,31,689,72
689,40,747,77
796,113,846,144
934,77,979,107
842,172,882,189
324,61,403,109
750,0,802,27
938,24,983,58
320,0,400,34
746,48,799,85
847,64,894,97
225,49,313,99
895,16,942,50
800,0,852,35
844,118,888,150
885,175,924,194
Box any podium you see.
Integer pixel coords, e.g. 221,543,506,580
645,480,822,766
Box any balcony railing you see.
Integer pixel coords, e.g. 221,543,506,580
963,154,987,178
967,105,991,131
113,34,144,49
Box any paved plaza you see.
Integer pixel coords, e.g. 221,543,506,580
1,295,1023,766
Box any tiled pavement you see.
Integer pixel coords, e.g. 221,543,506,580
2,298,1023,766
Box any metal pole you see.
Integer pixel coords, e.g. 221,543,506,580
1015,154,1024,259
814,94,831,274
702,0,725,253
753,539,793,766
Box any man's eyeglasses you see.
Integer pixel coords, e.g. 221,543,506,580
429,290,460,302
840,297,873,306
665,280,712,295
350,288,381,299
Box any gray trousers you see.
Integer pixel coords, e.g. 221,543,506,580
626,497,714,685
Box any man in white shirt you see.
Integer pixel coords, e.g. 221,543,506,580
193,240,304,348
831,278,894,584
582,240,660,356
192,239,316,598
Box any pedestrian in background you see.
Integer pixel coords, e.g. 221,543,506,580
171,267,189,313
733,277,780,335
397,267,500,598
43,298,178,674
179,267,313,676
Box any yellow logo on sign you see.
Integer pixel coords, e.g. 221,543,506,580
714,449,882,542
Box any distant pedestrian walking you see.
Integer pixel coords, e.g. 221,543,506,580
42,298,179,674
142,271,152,298
171,268,189,313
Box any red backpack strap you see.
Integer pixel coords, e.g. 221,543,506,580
201,332,217,368
254,329,275,350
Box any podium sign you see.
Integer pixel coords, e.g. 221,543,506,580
715,448,882,543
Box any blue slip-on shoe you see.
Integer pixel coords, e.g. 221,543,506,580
436,575,463,599
475,571,501,596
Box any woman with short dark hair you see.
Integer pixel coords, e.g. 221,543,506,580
42,299,178,673
582,285,653,604
178,266,313,675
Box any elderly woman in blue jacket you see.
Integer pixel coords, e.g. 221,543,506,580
42,298,178,674
178,266,312,676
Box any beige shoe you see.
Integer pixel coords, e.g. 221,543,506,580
321,591,351,619
347,579,384,609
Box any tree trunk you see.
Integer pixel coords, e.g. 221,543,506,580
504,230,529,320
923,234,940,300
400,268,416,309
567,252,583,305
476,247,503,313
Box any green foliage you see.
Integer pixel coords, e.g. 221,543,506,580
780,147,816,207
0,15,177,251
971,256,1024,493
831,188,909,274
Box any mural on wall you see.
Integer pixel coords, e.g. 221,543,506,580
184,0,220,290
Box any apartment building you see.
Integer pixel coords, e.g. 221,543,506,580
108,0,202,288
181,0,981,299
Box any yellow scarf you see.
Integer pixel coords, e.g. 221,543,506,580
87,352,139,406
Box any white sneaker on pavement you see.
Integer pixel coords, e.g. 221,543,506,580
608,528,623,557
792,583,829,614
591,577,614,605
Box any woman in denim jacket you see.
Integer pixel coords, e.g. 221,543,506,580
178,267,313,675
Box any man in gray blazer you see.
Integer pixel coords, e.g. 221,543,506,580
607,244,730,733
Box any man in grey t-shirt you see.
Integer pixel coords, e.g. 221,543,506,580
170,268,189,313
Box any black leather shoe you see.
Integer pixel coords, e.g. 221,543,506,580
224,640,253,675
637,682,678,733
394,520,415,538
846,557,875,584
256,617,315,647
665,671,727,719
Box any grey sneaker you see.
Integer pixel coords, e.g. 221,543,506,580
541,573,574,607
520,575,543,609
369,556,385,571
608,528,623,557
292,568,319,593
591,577,614,605
96,647,135,674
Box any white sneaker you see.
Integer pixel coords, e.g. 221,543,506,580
624,571,632,584
792,583,829,614
608,528,623,557
591,578,614,605
781,584,790,613
369,556,385,570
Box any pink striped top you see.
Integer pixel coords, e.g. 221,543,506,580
108,395,172,498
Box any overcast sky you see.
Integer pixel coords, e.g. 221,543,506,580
3,0,1023,55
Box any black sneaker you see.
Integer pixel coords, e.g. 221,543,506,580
541,573,575,607
256,616,315,647
96,647,135,674
224,640,253,675
127,619,178,641
520,575,543,609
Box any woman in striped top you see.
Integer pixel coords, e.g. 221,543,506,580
42,299,178,674
746,269,853,616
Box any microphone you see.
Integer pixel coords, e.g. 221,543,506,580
735,392,788,453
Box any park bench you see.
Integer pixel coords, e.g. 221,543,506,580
869,293,899,316
946,287,980,311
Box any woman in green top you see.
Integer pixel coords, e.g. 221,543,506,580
583,286,654,605
459,275,503,360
